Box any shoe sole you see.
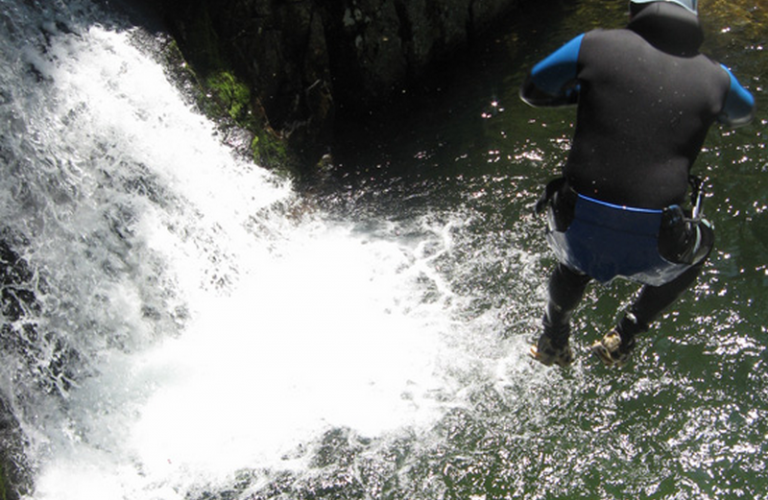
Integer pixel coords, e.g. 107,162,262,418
530,345,572,367
529,345,552,366
590,341,626,368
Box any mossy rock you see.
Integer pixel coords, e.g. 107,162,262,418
206,71,253,124
251,130,290,169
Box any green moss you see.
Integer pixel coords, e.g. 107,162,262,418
203,71,293,170
160,1,249,125
251,130,289,168
206,71,253,124
161,0,298,174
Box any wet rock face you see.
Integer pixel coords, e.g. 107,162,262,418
213,0,335,161
161,0,518,165
0,238,38,500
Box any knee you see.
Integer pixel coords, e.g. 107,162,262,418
549,263,591,308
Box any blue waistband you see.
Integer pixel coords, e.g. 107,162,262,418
574,193,666,238
577,193,663,214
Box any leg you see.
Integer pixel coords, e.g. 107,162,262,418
594,263,703,367
532,263,591,366
619,263,702,342
545,262,592,340
603,219,715,364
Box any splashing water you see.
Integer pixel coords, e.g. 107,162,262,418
0,2,545,498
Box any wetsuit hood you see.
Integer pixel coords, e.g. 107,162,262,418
628,2,704,56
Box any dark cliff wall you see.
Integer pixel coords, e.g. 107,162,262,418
159,0,520,169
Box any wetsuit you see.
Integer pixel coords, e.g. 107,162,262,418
521,3,755,344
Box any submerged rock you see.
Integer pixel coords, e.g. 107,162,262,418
0,238,37,500
158,0,520,169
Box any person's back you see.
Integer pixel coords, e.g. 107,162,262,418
568,5,729,208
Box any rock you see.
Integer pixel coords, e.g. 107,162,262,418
0,237,37,500
158,0,520,168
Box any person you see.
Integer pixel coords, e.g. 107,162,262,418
520,0,756,367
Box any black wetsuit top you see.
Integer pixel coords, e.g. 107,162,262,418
521,3,755,209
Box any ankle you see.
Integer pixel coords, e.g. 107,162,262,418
617,311,648,337
542,315,571,346
613,314,645,354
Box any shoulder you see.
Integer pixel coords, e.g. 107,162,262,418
582,28,646,47
580,28,646,60
688,55,740,97
583,28,636,42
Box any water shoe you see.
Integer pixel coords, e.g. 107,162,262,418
530,334,574,367
591,330,634,367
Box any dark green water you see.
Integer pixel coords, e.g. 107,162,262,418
300,1,768,498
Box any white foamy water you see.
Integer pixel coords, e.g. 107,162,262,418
0,5,491,498
30,217,453,499
0,1,555,498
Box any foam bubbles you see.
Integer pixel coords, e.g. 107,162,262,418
8,21,454,498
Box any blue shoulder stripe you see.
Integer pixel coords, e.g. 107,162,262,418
719,64,755,127
530,34,585,95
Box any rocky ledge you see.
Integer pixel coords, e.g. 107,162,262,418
158,0,520,170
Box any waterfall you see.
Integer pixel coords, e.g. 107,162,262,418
0,1,543,498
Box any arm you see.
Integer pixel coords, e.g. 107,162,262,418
718,65,756,127
520,34,584,107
